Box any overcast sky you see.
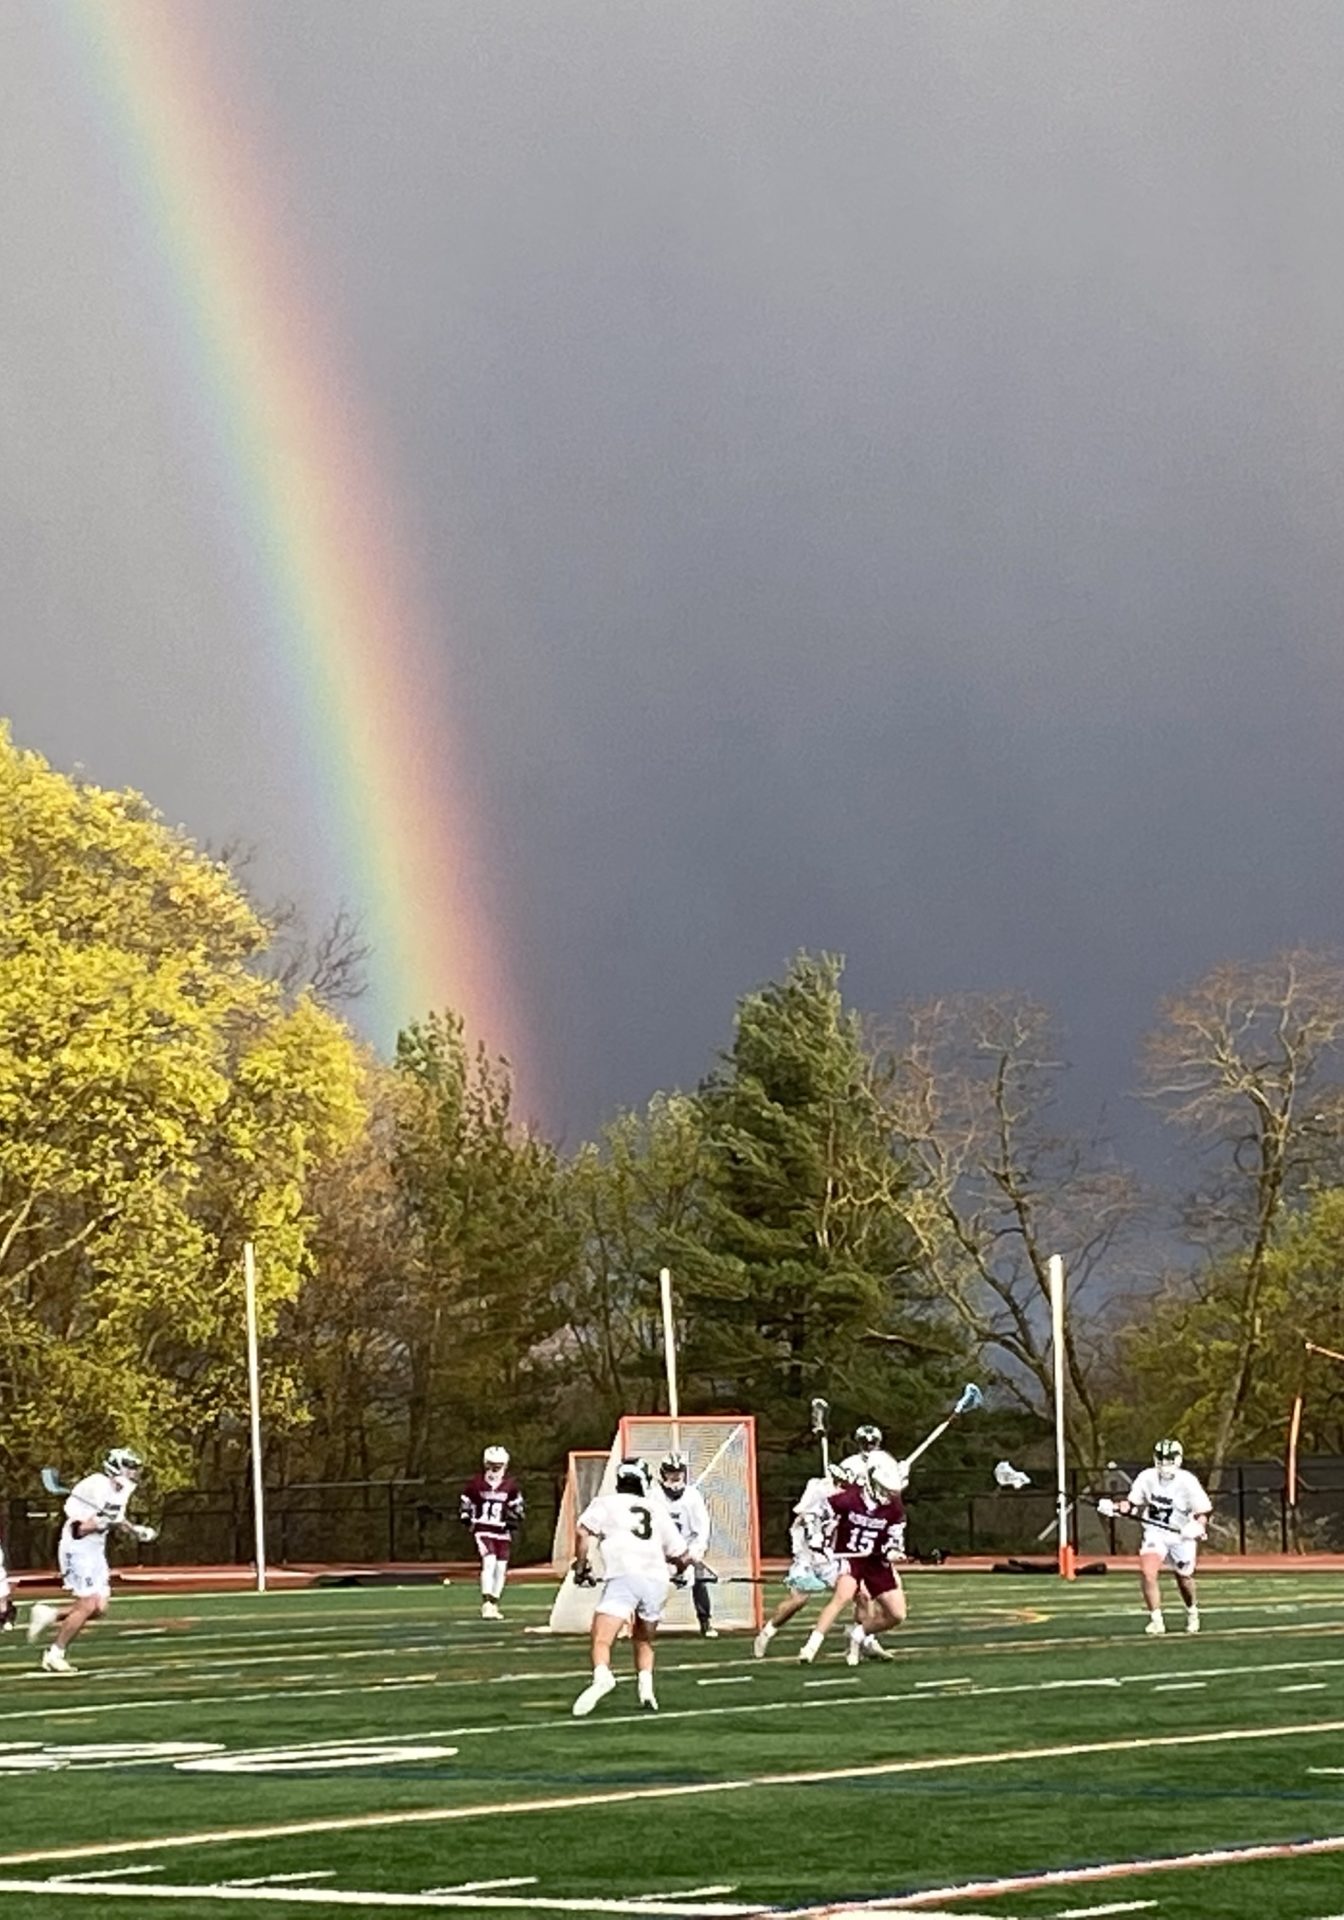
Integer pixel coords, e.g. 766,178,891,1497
3,1,1343,1163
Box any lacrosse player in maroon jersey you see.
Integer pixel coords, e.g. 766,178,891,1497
798,1456,909,1665
459,1445,525,1619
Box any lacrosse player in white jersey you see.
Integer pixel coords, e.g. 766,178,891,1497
1098,1438,1211,1635
570,1458,689,1717
653,1452,717,1636
27,1449,156,1673
753,1463,894,1662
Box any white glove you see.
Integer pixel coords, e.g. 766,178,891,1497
1095,1497,1116,1519
891,1459,911,1492
126,1523,157,1544
1181,1517,1207,1542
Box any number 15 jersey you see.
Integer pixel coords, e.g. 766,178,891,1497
578,1491,684,1580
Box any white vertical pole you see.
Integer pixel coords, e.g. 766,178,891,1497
659,1266,681,1455
1048,1253,1071,1579
243,1240,268,1595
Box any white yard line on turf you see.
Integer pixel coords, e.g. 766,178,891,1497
0,1646,1339,1741
226,1875,338,1887
1053,1904,1157,1917
58,1866,164,1881
422,1881,538,1895
5,1716,1344,1872
1151,1682,1205,1692
787,1832,1344,1913
0,1882,755,1915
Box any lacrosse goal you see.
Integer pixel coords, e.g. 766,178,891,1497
545,1414,762,1633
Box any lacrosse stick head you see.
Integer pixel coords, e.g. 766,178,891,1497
809,1397,829,1435
39,1467,66,1496
993,1460,1031,1489
954,1383,985,1416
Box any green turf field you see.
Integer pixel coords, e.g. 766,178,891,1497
4,1573,1344,1918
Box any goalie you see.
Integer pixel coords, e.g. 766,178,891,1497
27,1448,156,1674
1097,1438,1211,1636
653,1453,716,1638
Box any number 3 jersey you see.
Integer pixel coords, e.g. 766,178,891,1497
1126,1466,1210,1536
578,1491,685,1581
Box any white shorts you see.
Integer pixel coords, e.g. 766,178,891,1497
59,1537,111,1600
594,1572,668,1625
1140,1528,1197,1577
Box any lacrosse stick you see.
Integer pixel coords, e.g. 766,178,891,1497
1037,1462,1131,1541
810,1397,831,1477
903,1383,985,1471
39,1468,158,1544
994,1460,1032,1490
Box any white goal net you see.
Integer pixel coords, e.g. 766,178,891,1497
545,1415,761,1633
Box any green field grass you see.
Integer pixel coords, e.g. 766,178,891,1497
4,1572,1344,1918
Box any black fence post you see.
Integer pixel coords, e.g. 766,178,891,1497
387,1482,397,1563
1237,1467,1247,1554
1280,1484,1289,1554
966,1497,976,1556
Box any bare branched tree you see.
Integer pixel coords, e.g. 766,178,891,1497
1142,949,1344,1477
873,995,1138,1457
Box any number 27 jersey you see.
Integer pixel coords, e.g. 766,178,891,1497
578,1491,684,1581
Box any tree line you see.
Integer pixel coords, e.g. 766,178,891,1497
4,725,1344,1519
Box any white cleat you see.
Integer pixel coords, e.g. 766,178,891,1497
700,1626,718,1639
638,1691,659,1712
845,1636,863,1668
41,1646,76,1676
480,1600,501,1621
27,1602,57,1645
1186,1607,1201,1634
752,1631,771,1659
1145,1615,1166,1636
571,1667,617,1718
862,1638,895,1661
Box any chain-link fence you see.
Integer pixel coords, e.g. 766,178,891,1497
9,1453,1344,1571
3,1464,565,1572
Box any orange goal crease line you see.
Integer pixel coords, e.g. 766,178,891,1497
4,1716,1344,1871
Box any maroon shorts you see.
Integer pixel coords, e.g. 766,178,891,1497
844,1554,901,1599
474,1531,512,1562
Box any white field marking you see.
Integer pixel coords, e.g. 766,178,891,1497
225,1874,338,1887
58,1866,164,1881
696,1676,754,1686
1053,1904,1157,1917
1151,1682,1206,1692
914,1678,972,1688
9,1607,1343,1711
786,1832,1344,1913
631,1891,739,1903
0,1882,755,1916
422,1880,538,1895
8,1716,1344,1872
5,1644,1343,1747
803,1678,861,1688
1279,1682,1327,1692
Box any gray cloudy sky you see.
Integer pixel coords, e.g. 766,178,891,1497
3,1,1343,1160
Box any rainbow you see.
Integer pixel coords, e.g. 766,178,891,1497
59,2,528,1091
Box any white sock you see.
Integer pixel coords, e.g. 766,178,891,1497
481,1556,497,1598
801,1629,824,1659
863,1634,882,1650
492,1565,507,1600
1150,1608,1164,1623
759,1621,776,1642
848,1623,865,1644
637,1669,655,1700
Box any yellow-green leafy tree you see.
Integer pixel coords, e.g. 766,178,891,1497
0,728,365,1498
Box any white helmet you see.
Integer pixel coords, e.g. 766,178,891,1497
868,1455,908,1502
483,1445,509,1486
104,1447,143,1485
1153,1438,1183,1481
659,1452,689,1499
615,1457,652,1497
